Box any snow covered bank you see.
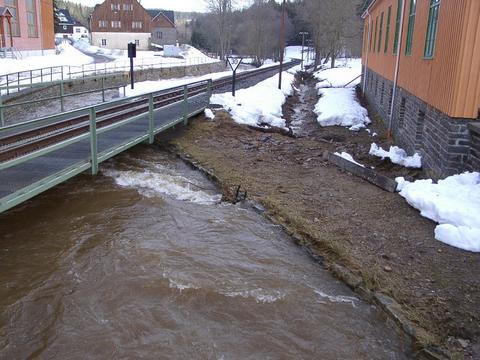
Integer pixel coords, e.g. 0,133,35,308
210,70,295,128
370,143,422,168
314,88,371,131
0,43,93,77
396,172,480,252
314,58,362,88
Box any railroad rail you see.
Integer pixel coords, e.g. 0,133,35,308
0,60,300,213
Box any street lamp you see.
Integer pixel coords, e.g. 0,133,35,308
299,32,308,70
278,0,286,90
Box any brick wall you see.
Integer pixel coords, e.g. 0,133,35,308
362,68,479,178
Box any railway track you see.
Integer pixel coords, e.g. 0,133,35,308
0,61,300,163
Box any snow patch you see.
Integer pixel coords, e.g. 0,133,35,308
204,108,215,120
315,88,371,131
334,152,365,168
210,70,295,128
370,143,422,168
314,58,362,88
396,172,480,252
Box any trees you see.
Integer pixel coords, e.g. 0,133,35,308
298,0,363,69
205,0,234,60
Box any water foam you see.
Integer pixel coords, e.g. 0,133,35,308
104,168,221,205
222,288,286,304
314,290,358,307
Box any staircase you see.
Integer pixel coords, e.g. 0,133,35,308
0,47,22,59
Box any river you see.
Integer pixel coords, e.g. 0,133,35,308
0,145,412,359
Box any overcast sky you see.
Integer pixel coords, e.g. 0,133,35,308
72,0,255,13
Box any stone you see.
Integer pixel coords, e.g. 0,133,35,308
384,266,392,272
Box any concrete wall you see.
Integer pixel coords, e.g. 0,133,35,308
363,68,479,178
91,31,150,50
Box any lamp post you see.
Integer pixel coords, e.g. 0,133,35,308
278,0,286,90
299,31,308,70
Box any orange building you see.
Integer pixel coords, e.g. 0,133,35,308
0,0,55,57
362,0,480,177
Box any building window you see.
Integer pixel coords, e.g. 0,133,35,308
123,3,133,10
111,3,120,11
63,25,67,30
111,21,121,29
99,20,108,28
75,28,81,33
132,21,142,29
25,0,38,38
156,31,163,39
405,0,417,55
135,39,140,46
399,97,406,128
424,0,441,59
384,6,392,53
101,39,107,46
4,0,20,37
374,16,378,53
378,12,384,53
393,0,403,54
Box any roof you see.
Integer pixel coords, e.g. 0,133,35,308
146,9,175,24
56,9,75,25
0,7,14,17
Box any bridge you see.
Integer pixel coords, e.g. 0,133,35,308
0,61,299,214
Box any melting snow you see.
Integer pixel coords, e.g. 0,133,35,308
396,172,480,252
370,143,422,168
334,152,365,168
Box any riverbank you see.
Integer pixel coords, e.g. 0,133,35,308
158,81,479,359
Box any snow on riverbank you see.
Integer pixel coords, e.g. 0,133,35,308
210,70,295,128
396,173,480,252
370,143,422,168
0,43,93,77
312,58,369,131
315,87,371,131
314,58,362,88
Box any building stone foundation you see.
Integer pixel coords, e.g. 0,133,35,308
362,68,479,179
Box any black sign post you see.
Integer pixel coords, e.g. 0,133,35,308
128,43,137,89
227,56,243,97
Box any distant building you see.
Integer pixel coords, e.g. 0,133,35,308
90,0,176,50
0,0,55,57
362,0,480,177
54,9,74,40
72,20,89,42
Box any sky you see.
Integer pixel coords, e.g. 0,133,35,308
72,0,256,13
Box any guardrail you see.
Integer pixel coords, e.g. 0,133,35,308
0,79,212,213
0,72,129,127
0,56,221,95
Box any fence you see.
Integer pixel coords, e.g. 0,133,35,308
0,72,129,127
0,56,221,96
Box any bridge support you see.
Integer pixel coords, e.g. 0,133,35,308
183,85,188,126
148,93,154,144
89,107,98,175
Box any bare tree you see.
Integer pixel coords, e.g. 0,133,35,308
204,0,234,60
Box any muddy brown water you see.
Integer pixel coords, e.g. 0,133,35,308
0,145,413,359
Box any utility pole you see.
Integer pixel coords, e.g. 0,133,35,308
299,31,308,70
278,0,286,90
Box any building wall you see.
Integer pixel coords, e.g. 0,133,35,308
91,0,152,33
0,0,54,51
91,31,150,50
362,0,480,119
40,0,54,50
364,68,479,178
151,27,176,46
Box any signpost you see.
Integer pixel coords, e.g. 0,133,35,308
128,43,136,89
227,56,243,97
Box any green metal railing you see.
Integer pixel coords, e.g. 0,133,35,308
0,72,129,127
0,79,212,213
